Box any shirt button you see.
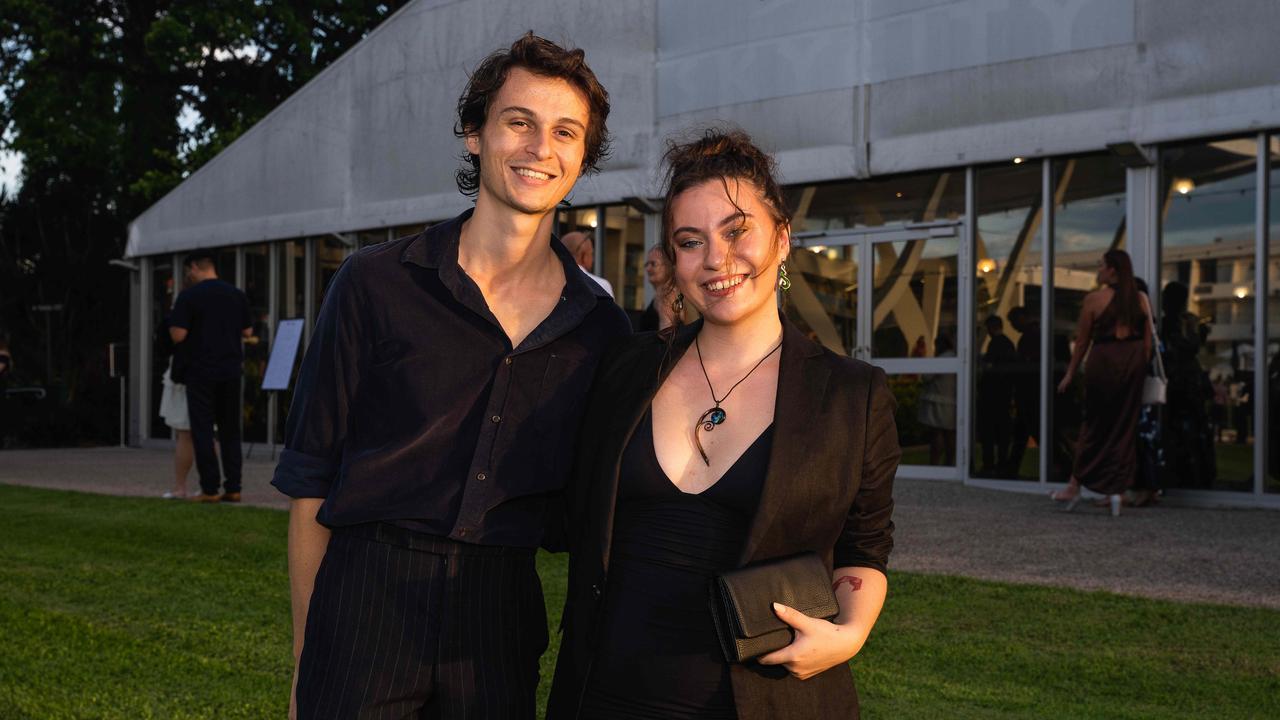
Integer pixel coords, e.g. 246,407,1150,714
505,357,512,365
476,472,487,481
591,584,602,600
490,415,501,423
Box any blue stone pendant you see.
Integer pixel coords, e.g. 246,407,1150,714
695,406,727,466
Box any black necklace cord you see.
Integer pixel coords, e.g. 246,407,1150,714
691,334,783,465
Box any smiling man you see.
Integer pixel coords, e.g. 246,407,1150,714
272,34,627,719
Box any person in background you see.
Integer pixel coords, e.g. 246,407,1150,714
1052,249,1152,516
562,229,615,298
156,314,195,499
169,251,253,504
1005,306,1040,478
976,315,1016,476
637,243,681,331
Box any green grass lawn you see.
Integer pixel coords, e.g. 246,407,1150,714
2,484,1277,719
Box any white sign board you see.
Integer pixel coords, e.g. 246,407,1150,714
262,318,305,391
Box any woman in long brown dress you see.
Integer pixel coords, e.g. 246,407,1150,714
1053,249,1152,516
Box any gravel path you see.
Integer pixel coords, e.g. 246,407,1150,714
4,447,1278,610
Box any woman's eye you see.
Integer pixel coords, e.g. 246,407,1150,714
677,238,702,249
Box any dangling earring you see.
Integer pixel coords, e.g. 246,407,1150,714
674,293,685,313
778,262,791,291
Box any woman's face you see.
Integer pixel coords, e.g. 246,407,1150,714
1096,258,1117,286
668,178,789,328
643,246,670,287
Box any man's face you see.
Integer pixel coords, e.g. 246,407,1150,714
465,67,590,217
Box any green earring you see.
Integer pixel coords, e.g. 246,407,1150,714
778,262,791,291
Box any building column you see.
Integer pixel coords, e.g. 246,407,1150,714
1126,162,1161,295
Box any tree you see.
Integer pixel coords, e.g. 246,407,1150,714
0,0,408,446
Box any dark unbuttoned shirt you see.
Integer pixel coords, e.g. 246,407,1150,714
271,209,631,548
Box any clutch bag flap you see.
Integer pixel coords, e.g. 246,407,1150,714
711,552,839,662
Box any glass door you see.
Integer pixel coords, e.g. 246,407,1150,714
788,220,965,478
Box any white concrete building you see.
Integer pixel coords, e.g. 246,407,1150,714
126,0,1279,504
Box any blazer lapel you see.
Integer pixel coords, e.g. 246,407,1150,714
739,317,830,563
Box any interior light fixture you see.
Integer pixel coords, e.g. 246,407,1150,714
1175,178,1196,195
1013,157,1024,164
978,258,998,274
1234,286,1249,299
895,192,904,198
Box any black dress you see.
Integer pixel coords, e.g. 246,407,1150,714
579,410,772,720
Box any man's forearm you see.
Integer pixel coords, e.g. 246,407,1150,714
288,498,330,659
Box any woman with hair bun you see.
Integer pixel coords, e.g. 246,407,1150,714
1053,249,1153,515
548,129,899,720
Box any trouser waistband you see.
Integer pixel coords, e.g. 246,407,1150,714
335,522,536,558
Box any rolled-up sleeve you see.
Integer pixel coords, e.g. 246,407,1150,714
833,367,900,572
271,254,368,499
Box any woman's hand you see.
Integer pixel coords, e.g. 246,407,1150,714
756,602,869,680
1057,372,1073,394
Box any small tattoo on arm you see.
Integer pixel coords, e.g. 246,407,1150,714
832,575,862,593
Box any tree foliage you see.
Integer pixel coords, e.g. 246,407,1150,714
0,0,408,445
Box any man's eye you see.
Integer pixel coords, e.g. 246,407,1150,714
556,129,576,139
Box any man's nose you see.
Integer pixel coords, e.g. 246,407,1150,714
526,128,553,160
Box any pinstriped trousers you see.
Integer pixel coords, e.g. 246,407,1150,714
296,524,548,720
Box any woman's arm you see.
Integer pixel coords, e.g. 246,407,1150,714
1058,293,1097,393
759,567,888,680
759,367,898,679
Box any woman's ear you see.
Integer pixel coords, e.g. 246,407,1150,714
777,223,792,262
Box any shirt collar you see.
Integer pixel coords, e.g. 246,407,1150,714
400,207,611,350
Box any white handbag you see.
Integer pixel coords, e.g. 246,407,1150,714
1142,313,1168,406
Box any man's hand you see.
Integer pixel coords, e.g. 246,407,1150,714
756,602,869,680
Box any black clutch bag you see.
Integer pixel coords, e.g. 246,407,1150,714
709,552,840,663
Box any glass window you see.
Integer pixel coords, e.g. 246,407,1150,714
314,236,352,312
357,229,388,248
1268,136,1279,493
786,171,964,232
242,244,270,444
216,247,237,281
150,257,176,439
870,237,959,359
895,372,958,467
603,205,647,314
1160,137,1258,492
275,239,307,444
784,244,858,356
973,162,1042,480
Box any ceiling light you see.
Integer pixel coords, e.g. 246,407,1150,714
1175,179,1195,195
895,192,904,198
1013,157,1024,165
1234,286,1249,299
978,258,998,274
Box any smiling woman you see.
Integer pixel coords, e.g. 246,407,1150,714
549,128,899,720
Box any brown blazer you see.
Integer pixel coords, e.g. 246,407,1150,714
546,315,900,720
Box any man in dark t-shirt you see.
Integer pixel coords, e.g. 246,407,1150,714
170,251,252,502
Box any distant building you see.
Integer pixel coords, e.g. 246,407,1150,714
126,0,1279,505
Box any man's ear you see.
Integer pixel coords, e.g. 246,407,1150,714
464,128,481,157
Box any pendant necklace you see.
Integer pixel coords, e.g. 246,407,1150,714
693,335,783,466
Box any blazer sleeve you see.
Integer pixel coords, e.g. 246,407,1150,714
833,366,900,572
